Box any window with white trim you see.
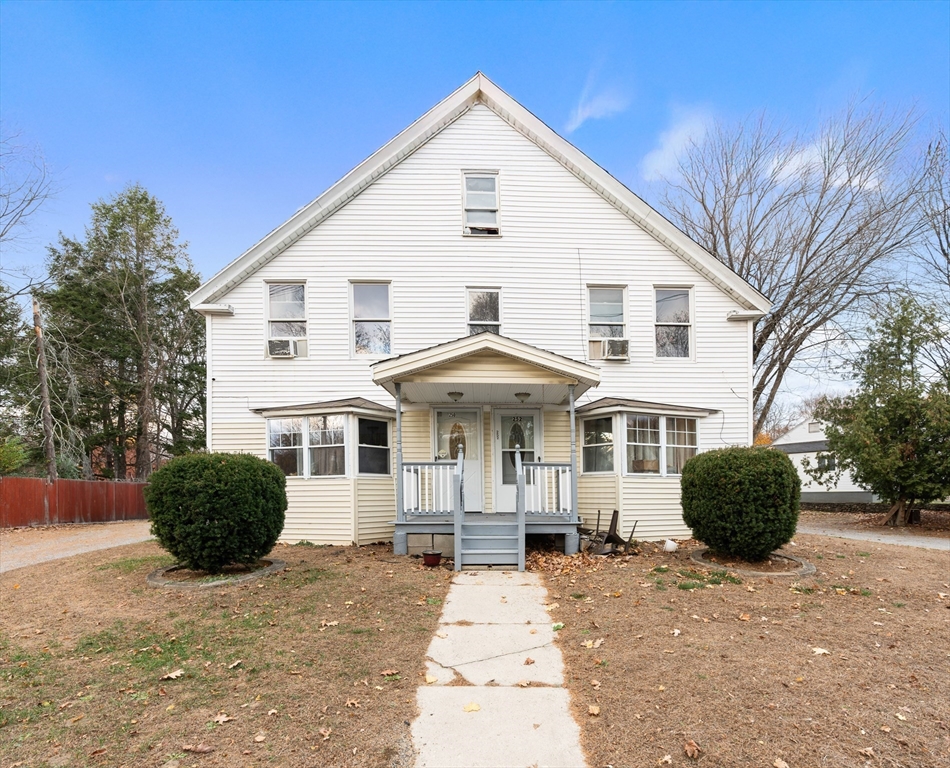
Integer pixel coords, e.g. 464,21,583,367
626,414,660,474
463,173,499,236
468,288,501,335
589,287,625,360
655,288,691,358
582,417,614,472
268,418,304,476
358,418,390,475
352,283,391,355
624,414,698,475
665,417,697,473
309,415,346,476
267,283,307,357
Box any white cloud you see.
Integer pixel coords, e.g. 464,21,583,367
640,107,711,182
565,71,629,134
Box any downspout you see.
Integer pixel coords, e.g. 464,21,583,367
394,383,407,555
566,384,580,555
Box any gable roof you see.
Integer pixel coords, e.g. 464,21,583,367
189,73,771,314
251,396,395,417
371,333,600,397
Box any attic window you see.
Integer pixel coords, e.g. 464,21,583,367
463,173,499,236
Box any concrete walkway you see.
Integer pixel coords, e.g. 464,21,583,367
0,521,153,573
411,570,587,768
796,524,949,551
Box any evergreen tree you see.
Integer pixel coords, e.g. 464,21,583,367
809,296,950,525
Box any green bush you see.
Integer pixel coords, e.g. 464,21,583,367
145,452,287,573
681,446,800,561
0,437,27,475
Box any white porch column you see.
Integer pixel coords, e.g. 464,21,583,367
566,383,580,554
394,382,407,554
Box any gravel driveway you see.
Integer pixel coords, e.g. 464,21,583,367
0,521,153,574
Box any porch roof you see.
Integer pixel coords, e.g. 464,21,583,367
372,334,600,405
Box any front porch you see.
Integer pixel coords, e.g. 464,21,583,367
371,334,601,570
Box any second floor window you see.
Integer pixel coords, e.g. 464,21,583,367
589,287,624,360
463,173,499,236
353,282,391,355
655,288,691,358
468,288,500,335
268,283,307,357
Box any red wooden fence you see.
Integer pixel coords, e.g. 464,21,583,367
0,477,149,528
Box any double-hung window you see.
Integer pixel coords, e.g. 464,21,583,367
268,418,304,476
309,415,346,476
468,288,501,335
352,283,391,355
655,288,691,358
463,173,499,236
626,415,661,474
589,288,625,359
582,417,614,472
624,414,697,475
267,283,307,357
358,418,390,475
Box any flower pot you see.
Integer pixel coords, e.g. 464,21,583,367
422,550,442,567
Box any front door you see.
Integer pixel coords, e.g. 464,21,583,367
435,410,483,512
493,410,540,513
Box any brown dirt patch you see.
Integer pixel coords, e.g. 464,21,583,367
543,536,950,768
697,550,804,574
0,541,451,767
154,561,276,584
800,508,950,539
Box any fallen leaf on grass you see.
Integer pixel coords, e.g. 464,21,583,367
228,660,242,669
67,714,84,724
212,713,234,724
380,668,399,676
160,669,184,680
517,680,530,687
812,647,830,655
268,709,278,716
183,744,214,754
773,760,789,768
739,613,751,621
463,702,481,712
588,705,600,716
254,733,266,743
89,748,106,757
671,629,681,637
895,712,907,721
524,657,535,665
425,674,438,684
591,680,601,690
658,756,672,765
684,739,701,759
319,728,331,740
345,699,360,708
859,747,875,757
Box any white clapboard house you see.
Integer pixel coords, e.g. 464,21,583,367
189,73,771,570
771,419,878,503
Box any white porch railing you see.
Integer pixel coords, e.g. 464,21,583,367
522,462,573,518
401,461,457,516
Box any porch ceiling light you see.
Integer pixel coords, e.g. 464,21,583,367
515,392,531,403
448,391,464,402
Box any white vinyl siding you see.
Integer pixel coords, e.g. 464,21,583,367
206,104,756,540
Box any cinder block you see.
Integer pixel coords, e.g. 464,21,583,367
432,534,455,552
407,533,434,557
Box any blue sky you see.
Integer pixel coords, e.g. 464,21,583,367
2,0,948,285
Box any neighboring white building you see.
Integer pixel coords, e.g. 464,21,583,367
188,73,771,567
771,419,877,503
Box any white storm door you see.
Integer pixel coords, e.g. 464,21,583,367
435,410,483,512
494,410,540,513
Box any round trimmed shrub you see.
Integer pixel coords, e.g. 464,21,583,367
145,452,287,573
680,446,800,561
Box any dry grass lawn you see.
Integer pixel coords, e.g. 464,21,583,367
0,541,450,768
543,535,950,768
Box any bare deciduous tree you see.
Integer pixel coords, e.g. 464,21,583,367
658,103,928,434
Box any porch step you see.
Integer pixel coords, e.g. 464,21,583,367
459,548,519,567
461,534,518,550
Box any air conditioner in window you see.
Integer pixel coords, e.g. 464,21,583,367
268,339,296,358
602,338,629,360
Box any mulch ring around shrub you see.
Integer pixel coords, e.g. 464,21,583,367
691,547,815,577
147,558,286,589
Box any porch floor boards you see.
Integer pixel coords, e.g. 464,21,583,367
394,513,580,535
